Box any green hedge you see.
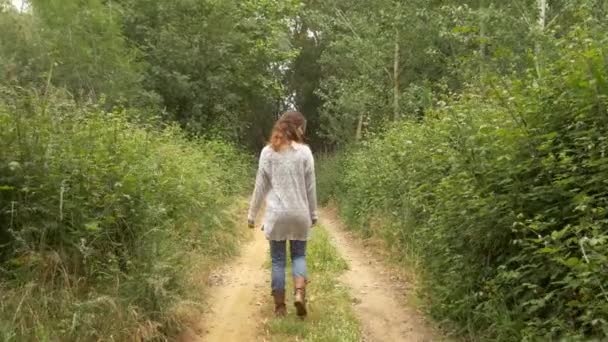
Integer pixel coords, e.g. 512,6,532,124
321,27,608,341
0,87,250,340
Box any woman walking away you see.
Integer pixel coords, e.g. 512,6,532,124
247,111,318,318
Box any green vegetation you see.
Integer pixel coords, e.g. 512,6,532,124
0,87,249,340
315,154,345,206
2,0,608,340
311,1,608,340
1,0,286,338
318,15,608,342
264,226,361,342
1,0,297,149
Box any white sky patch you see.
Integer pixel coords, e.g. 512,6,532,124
11,0,26,11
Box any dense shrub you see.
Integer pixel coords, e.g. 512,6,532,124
315,153,349,206
321,26,608,340
0,87,250,340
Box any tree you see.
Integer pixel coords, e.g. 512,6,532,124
285,0,326,149
27,0,143,103
117,0,298,148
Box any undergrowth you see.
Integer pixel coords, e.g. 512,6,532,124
318,25,608,341
0,87,250,341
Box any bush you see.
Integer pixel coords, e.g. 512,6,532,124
320,26,608,341
0,87,250,340
315,152,348,206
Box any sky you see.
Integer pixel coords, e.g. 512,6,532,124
11,0,25,11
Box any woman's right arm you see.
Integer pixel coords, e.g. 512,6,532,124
248,148,270,226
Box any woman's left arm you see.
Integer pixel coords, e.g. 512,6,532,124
304,148,318,225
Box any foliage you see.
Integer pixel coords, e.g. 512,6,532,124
2,0,608,340
0,87,250,340
285,1,326,150
315,153,348,206
116,0,299,148
299,0,470,145
321,20,608,341
296,0,608,147
1,0,143,104
0,0,300,149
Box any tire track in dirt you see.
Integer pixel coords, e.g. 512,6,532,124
320,208,441,342
180,227,269,342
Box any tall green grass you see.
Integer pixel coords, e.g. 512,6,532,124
316,153,347,206
0,86,250,341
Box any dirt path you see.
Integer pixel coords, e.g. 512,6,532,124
180,207,439,342
319,208,440,342
181,228,268,342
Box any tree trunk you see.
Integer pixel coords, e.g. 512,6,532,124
393,29,400,121
355,113,364,141
479,0,486,76
535,0,547,79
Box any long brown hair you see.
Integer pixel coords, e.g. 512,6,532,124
269,111,307,151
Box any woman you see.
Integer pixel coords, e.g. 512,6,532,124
247,111,317,318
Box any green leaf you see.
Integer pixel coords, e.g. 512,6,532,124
562,257,580,268
85,221,100,232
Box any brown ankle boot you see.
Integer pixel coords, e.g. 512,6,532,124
293,277,307,317
272,290,286,317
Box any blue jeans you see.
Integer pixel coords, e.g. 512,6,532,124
270,240,307,292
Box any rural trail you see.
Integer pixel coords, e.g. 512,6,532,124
184,207,439,342
320,208,439,342
181,227,269,342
